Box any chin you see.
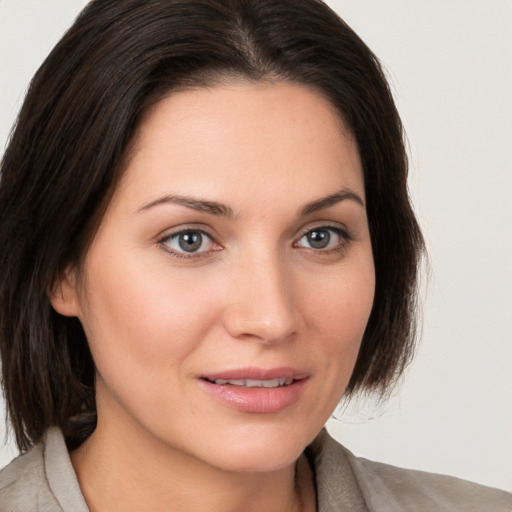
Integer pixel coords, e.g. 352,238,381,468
208,443,304,474
192,423,320,474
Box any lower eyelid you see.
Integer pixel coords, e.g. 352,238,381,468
295,226,352,247
159,229,218,254
158,225,353,257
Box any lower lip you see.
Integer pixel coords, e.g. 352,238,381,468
199,378,308,413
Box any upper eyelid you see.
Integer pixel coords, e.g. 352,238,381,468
296,223,351,239
158,229,220,259
158,228,218,248
159,223,347,237
158,225,217,242
157,222,353,250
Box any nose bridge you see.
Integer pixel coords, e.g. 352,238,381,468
223,246,298,344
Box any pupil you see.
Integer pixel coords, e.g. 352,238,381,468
308,230,330,249
178,232,202,252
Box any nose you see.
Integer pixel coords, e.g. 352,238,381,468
221,253,300,345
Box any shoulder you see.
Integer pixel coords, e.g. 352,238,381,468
348,451,512,512
316,431,512,512
0,434,63,511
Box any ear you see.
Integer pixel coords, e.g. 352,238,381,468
49,265,81,317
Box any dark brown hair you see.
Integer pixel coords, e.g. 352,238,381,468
0,0,424,451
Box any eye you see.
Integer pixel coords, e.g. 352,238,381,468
295,226,349,251
161,229,217,255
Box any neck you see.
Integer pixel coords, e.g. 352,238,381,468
70,416,316,512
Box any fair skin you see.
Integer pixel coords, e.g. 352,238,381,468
52,81,375,512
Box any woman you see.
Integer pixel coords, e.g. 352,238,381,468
0,1,510,510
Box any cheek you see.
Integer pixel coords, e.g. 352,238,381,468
302,258,375,383
308,258,375,341
77,254,221,379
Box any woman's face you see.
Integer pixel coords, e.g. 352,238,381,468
55,82,375,472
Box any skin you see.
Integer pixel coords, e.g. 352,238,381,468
52,81,375,512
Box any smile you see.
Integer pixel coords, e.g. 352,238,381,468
199,367,309,413
209,378,294,387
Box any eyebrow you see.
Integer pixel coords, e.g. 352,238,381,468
138,188,364,218
139,195,235,217
299,189,365,216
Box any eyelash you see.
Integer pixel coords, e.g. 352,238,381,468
294,225,353,254
158,229,220,259
158,225,353,259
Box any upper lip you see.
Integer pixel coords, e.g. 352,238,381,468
201,366,309,382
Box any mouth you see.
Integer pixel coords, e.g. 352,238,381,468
199,367,309,413
202,377,295,388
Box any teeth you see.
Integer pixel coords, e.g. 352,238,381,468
226,379,245,386
213,378,294,387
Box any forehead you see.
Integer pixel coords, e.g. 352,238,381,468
116,81,364,212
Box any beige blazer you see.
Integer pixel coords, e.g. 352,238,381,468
1,427,510,511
